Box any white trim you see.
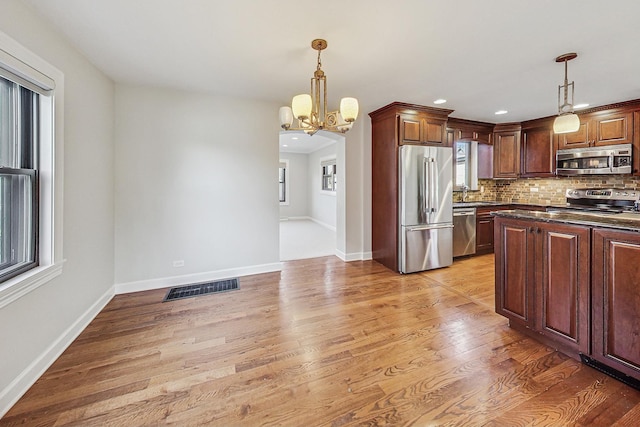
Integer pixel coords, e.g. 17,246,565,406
0,286,113,418
310,217,336,232
0,261,65,309
115,262,283,294
335,250,372,262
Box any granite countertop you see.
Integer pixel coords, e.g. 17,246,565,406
452,201,565,209
492,209,640,232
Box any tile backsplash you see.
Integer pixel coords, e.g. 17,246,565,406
453,176,640,206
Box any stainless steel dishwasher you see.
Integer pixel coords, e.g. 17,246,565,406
453,207,476,257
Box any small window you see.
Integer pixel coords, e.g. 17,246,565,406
278,160,288,205
321,159,337,192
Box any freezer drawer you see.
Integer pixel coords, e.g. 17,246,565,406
400,224,453,273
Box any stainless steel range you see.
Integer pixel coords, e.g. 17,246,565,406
551,188,640,219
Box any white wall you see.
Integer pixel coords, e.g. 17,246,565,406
278,152,308,219
114,85,282,290
308,143,338,229
0,0,115,414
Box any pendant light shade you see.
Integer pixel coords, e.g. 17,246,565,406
279,106,293,129
292,94,312,120
553,113,580,134
339,97,359,122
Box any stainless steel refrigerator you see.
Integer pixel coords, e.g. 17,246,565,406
399,145,454,273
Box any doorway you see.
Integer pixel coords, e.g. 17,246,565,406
278,130,344,261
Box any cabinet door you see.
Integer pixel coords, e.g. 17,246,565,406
592,111,633,146
475,213,494,254
423,117,447,145
493,131,520,178
400,116,421,144
521,125,556,177
477,142,493,179
557,121,590,149
592,228,640,380
537,223,590,354
494,217,534,327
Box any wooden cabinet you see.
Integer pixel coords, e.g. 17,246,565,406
557,109,633,149
494,217,590,354
521,119,556,177
447,118,492,145
494,217,534,328
493,124,521,178
475,205,510,255
592,228,640,380
369,102,453,272
399,110,450,146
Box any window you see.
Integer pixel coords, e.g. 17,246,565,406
278,160,288,205
321,158,337,192
0,76,38,283
0,33,63,308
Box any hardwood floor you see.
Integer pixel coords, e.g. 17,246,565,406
3,254,640,426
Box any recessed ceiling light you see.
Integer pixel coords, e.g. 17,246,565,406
291,137,299,140
282,144,288,147
573,103,590,109
434,99,447,104
495,110,508,115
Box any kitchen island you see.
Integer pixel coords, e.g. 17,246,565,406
492,209,640,389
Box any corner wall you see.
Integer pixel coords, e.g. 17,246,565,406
0,0,115,415
114,85,282,292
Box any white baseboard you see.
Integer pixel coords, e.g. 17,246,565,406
335,250,373,262
309,218,336,232
0,286,114,418
114,262,283,295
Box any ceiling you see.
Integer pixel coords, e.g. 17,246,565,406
23,0,640,124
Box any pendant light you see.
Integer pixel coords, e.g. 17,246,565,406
279,39,358,135
553,53,580,134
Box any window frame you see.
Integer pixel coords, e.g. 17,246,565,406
278,159,289,206
320,157,337,194
0,30,65,308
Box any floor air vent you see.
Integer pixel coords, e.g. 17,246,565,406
163,278,239,302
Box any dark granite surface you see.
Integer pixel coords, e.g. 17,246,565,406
452,201,565,209
492,209,640,232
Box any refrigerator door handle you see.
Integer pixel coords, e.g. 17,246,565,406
406,224,454,232
422,157,429,218
431,157,438,214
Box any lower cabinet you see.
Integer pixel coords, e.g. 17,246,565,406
592,228,640,379
494,217,590,355
475,206,511,255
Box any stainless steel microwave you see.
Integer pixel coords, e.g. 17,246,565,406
556,143,632,175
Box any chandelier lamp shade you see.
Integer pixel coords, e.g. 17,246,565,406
279,39,359,135
553,52,581,134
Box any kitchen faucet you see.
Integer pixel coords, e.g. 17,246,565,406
462,185,469,202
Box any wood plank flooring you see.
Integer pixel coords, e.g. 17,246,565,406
3,254,640,426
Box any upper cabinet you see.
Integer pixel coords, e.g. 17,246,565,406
493,123,521,178
520,118,556,178
557,109,633,149
396,104,453,146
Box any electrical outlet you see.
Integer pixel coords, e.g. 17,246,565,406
173,260,185,268
480,185,485,193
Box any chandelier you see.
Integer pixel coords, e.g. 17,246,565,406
279,39,359,135
553,52,581,134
